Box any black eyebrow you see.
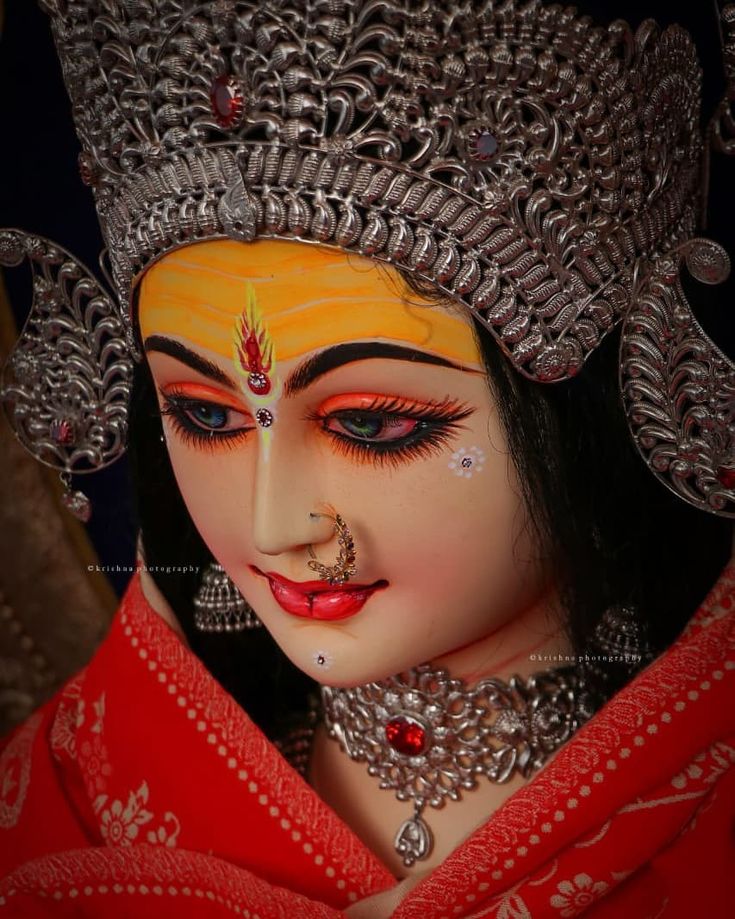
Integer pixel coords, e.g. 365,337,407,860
144,335,238,388
144,335,475,396
284,342,474,396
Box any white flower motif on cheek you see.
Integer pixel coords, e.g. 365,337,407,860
448,446,486,479
549,873,609,916
313,650,334,670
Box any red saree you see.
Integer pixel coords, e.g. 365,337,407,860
1,567,734,917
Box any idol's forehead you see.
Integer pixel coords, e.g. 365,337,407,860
138,239,483,366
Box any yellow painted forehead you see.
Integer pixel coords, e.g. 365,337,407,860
138,239,482,365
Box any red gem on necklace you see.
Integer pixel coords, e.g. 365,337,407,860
716,465,735,490
385,716,429,756
211,74,244,129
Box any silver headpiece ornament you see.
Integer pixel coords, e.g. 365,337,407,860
1,0,734,517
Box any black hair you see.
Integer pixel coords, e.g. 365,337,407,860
128,276,731,742
127,0,734,741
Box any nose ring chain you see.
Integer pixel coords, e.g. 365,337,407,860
307,512,357,586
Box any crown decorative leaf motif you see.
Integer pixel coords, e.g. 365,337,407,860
4,0,734,520
0,231,133,478
711,3,735,155
620,238,735,517
33,0,702,382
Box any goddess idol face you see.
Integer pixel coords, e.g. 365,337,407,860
138,239,556,686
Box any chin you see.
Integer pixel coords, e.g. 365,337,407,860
299,655,420,688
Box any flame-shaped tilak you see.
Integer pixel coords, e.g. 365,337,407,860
233,282,276,396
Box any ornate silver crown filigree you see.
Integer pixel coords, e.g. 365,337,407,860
711,3,735,155
34,0,702,383
3,0,733,521
0,231,133,519
621,238,735,517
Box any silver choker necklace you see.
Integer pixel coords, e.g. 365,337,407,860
320,663,595,868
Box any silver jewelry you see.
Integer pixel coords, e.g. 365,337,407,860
2,0,734,520
58,472,92,523
321,662,593,868
620,237,735,516
193,562,262,632
710,3,735,155
0,233,133,521
31,1,702,384
577,604,654,697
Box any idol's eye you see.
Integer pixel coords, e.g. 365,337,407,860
159,387,254,451
186,403,231,429
325,412,419,442
307,395,474,469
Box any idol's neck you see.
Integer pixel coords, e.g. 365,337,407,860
428,579,571,687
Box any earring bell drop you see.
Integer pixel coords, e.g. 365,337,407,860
578,604,654,701
193,562,262,632
59,471,92,523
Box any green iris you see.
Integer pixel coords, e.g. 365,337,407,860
339,413,384,439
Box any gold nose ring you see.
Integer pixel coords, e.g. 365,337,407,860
307,512,357,586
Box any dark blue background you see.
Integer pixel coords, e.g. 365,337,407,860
0,2,137,595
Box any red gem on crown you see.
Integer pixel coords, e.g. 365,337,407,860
211,74,245,129
385,715,429,756
78,152,97,187
716,465,735,490
50,418,75,446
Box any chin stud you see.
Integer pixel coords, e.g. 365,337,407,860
313,650,333,670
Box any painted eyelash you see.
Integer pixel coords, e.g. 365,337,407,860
307,394,472,424
159,387,474,468
159,388,252,453
326,425,466,469
305,395,474,469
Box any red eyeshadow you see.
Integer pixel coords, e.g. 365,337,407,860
160,382,250,412
317,392,427,413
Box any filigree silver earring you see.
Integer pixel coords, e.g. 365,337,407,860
578,604,654,702
193,563,262,632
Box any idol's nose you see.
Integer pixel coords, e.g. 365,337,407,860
249,432,334,559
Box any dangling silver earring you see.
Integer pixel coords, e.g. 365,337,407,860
578,604,654,700
193,563,262,632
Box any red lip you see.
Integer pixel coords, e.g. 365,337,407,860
252,567,388,621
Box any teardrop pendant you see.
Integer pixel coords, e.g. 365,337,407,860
394,803,433,868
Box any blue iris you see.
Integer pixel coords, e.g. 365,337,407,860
191,404,228,429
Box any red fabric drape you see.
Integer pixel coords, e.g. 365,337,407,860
1,566,734,917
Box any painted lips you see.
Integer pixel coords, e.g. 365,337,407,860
255,568,387,621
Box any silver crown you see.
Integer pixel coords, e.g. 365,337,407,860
2,0,734,521
35,0,702,382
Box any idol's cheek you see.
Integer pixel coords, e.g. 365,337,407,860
447,445,487,478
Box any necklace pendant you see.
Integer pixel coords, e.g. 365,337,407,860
394,805,433,868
